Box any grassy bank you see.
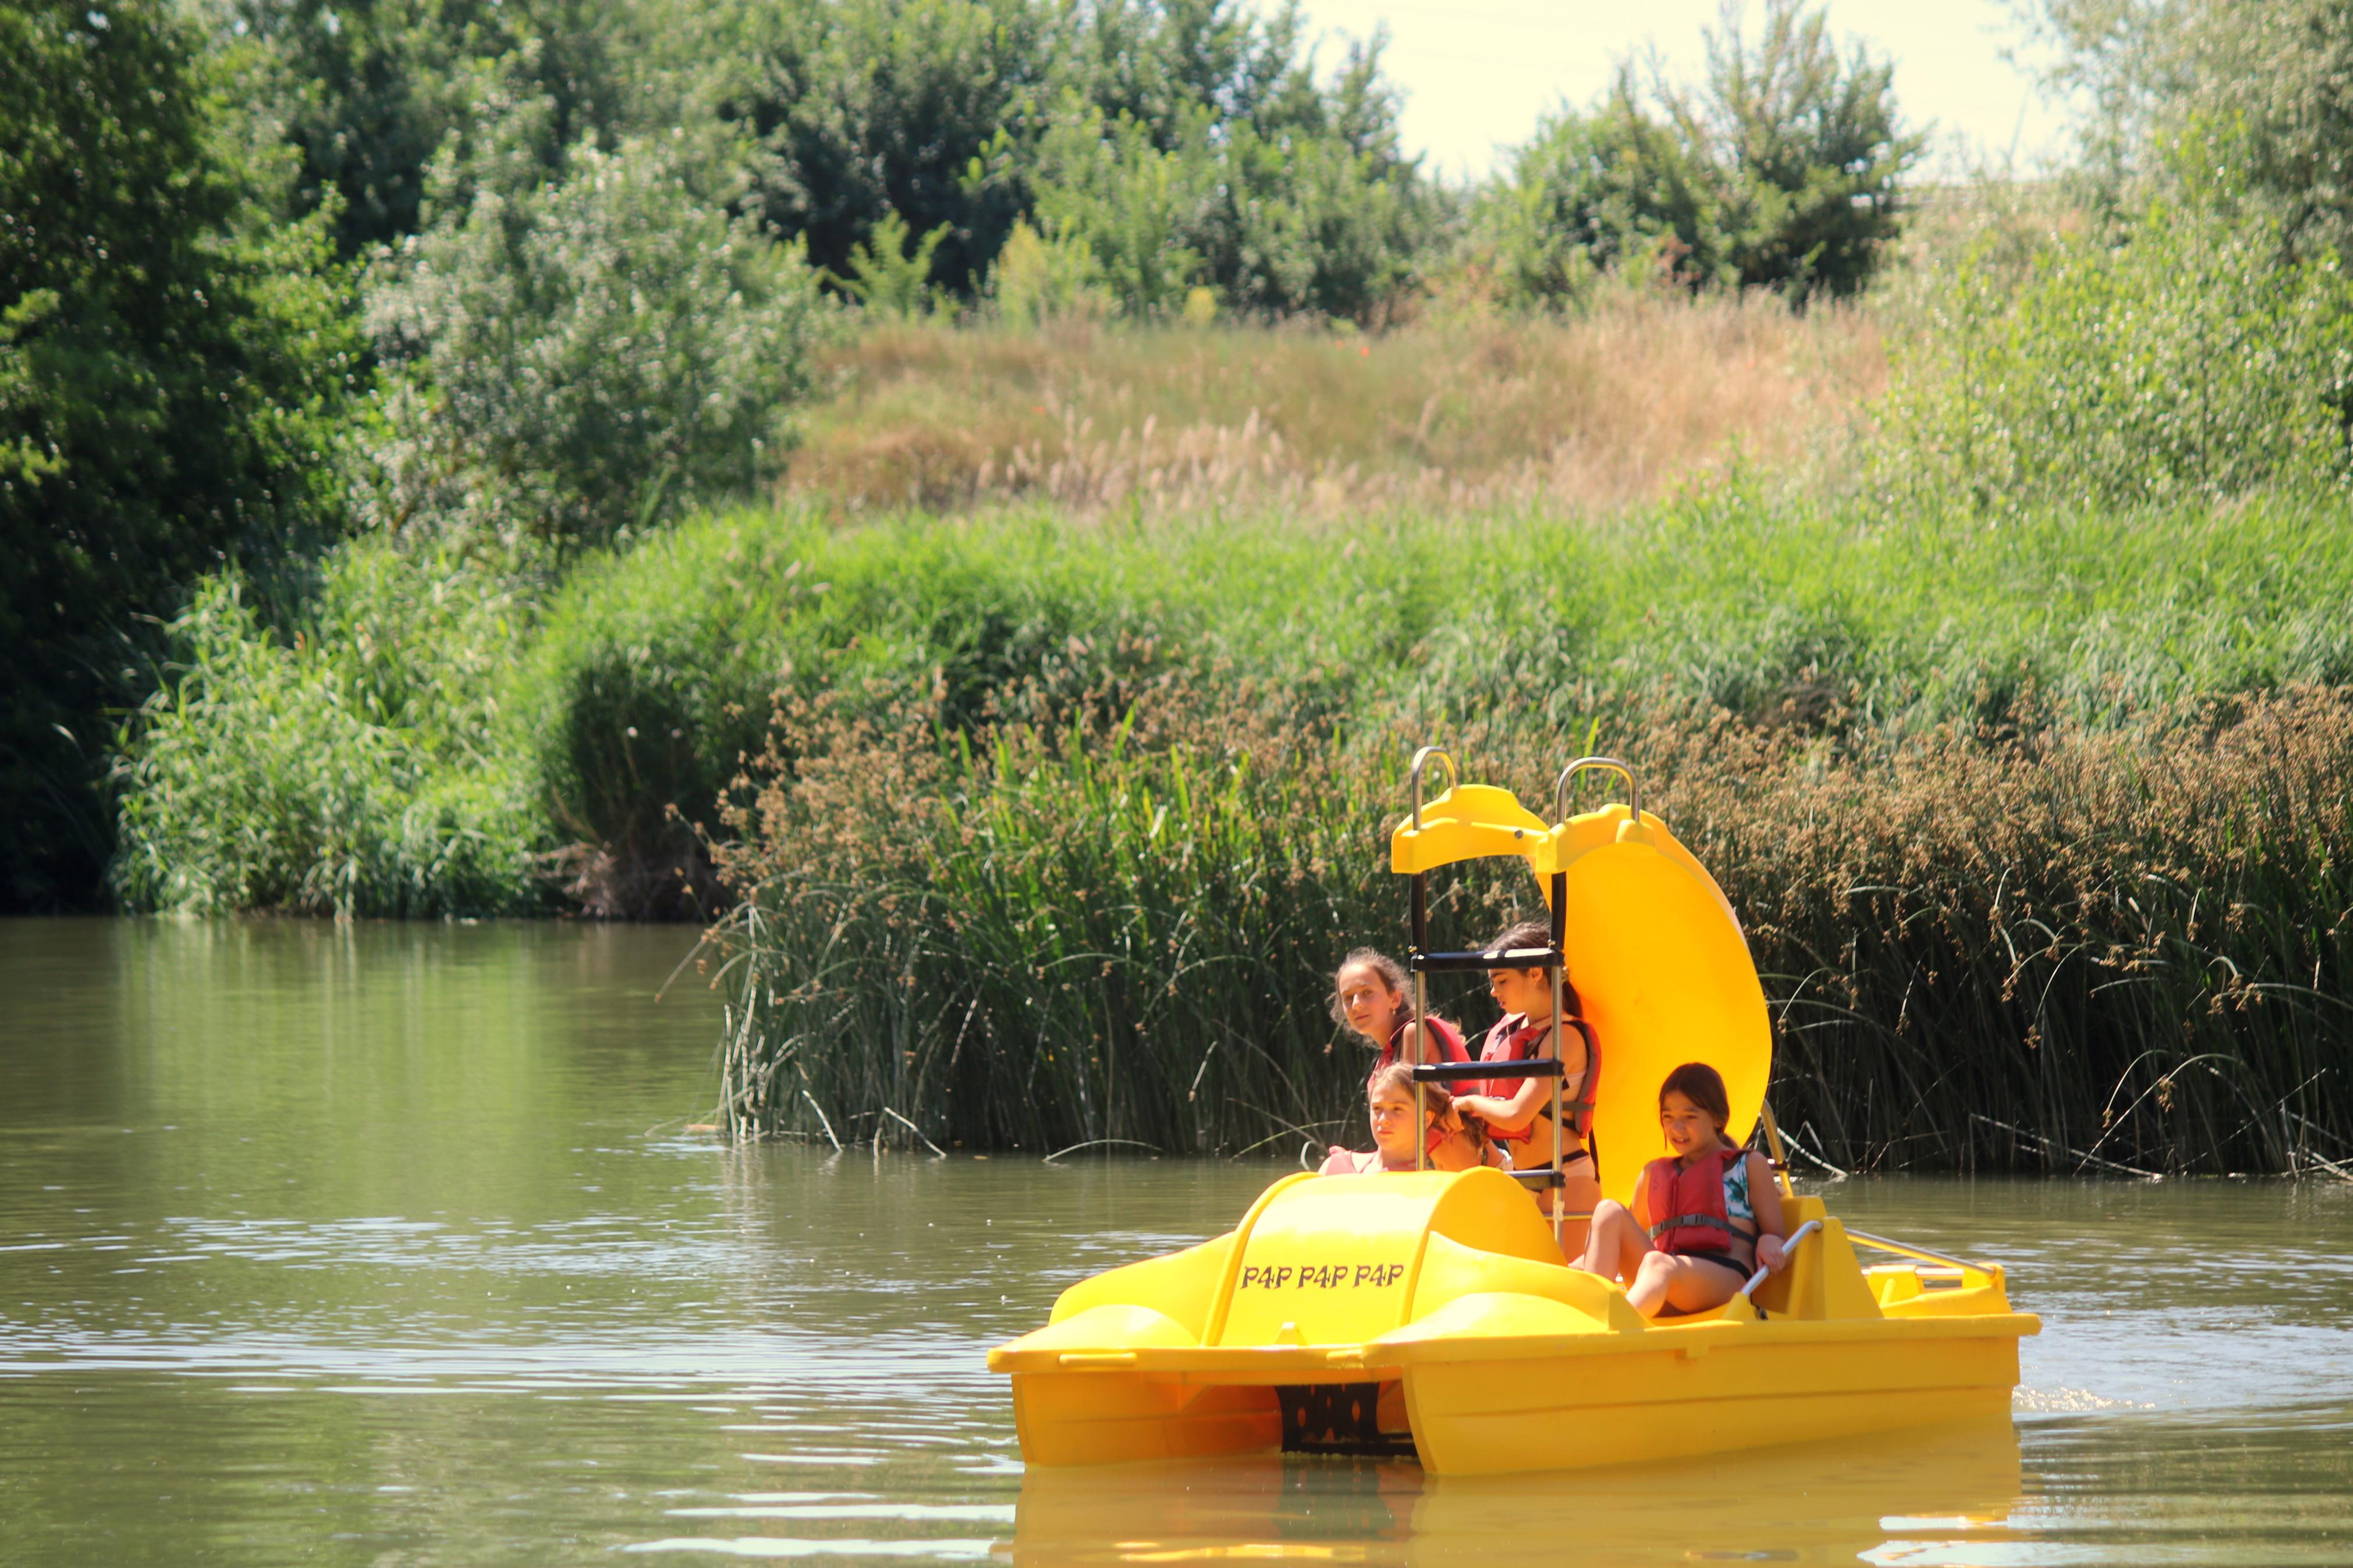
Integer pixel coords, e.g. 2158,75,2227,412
114,492,2353,920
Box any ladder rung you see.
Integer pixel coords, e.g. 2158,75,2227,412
1410,1059,1564,1084
1411,947,1561,973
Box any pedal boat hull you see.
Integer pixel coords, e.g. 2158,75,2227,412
988,1168,2036,1477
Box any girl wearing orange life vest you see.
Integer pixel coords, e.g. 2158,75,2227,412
1573,1061,1789,1318
1330,947,1471,1088
1446,918,1604,1260
1319,1064,1506,1174
1322,948,1475,1171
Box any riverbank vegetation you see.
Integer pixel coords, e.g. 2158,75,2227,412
16,0,2353,1170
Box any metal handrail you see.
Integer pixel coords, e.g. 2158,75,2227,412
1410,746,1457,831
1736,1218,1820,1305
1555,755,1639,826
1844,1229,1990,1274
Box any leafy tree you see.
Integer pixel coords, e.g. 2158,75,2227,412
1027,20,1432,319
2033,0,2353,257
1671,0,1922,297
1478,74,1720,308
1479,0,1921,308
1029,101,1215,314
226,0,643,258
0,0,359,908
361,126,824,549
689,0,1050,297
684,0,1428,317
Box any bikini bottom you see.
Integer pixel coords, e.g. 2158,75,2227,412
1668,1247,1753,1282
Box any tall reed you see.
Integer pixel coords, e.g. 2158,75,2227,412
708,681,2353,1174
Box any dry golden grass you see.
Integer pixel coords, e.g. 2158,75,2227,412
782,297,1883,515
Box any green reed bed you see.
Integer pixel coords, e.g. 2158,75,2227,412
707,673,2353,1175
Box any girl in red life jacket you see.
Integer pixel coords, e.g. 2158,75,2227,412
1446,919,1603,1260
1321,1064,1506,1175
1329,947,1470,1090
1573,1061,1789,1318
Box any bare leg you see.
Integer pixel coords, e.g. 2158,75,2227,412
1554,1165,1602,1264
1627,1252,1748,1318
1574,1198,1649,1281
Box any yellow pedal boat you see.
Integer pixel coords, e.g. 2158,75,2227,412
989,751,2038,1476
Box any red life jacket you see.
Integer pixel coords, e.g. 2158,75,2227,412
1471,1013,1597,1146
1368,1015,1470,1087
1371,1017,1470,1157
1642,1147,1756,1256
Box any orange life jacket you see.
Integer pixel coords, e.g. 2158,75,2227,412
1472,1012,1596,1146
1642,1147,1755,1256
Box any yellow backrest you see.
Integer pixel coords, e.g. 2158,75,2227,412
1747,1197,1884,1321
1389,784,1554,878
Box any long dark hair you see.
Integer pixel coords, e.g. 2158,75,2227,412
1660,1061,1735,1146
1486,916,1584,1016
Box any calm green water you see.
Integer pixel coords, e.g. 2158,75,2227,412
2,919,2350,1566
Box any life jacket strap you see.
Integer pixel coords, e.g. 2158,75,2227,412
1648,1212,1742,1242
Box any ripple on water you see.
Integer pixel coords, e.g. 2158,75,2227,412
2,920,2350,1567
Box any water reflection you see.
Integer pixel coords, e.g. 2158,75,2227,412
1010,1421,2021,1566
2,920,2351,1566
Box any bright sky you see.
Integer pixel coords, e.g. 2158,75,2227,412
1286,0,2078,183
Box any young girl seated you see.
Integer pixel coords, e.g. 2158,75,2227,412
1330,947,1468,1085
1573,1061,1788,1317
1320,1063,1507,1175
1446,918,1602,1257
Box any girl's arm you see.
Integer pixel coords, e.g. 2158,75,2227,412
1456,1030,1583,1133
1747,1149,1788,1271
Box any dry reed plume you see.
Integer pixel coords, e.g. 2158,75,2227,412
783,299,1881,515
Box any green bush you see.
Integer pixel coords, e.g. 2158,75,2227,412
1872,201,2353,514
362,129,826,548
984,221,1111,326
112,497,2353,918
515,511,1187,916
111,543,548,918
1477,0,1920,309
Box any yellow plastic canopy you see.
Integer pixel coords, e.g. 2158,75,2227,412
1389,787,1770,1206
